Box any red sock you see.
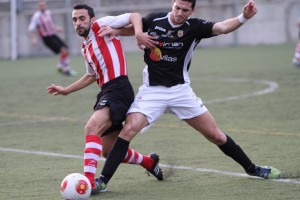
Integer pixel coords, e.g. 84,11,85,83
59,51,68,62
84,135,102,188
140,155,154,171
122,148,154,171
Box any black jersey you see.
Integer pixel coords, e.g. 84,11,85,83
142,12,215,87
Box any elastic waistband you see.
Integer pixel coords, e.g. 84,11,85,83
102,75,128,89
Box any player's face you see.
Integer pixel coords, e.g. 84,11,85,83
38,1,47,12
171,0,194,25
72,9,95,38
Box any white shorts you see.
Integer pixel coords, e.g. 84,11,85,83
128,83,208,132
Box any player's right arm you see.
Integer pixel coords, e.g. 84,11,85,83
28,13,39,46
47,74,96,96
28,31,38,46
98,13,157,49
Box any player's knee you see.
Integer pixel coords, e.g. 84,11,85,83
205,130,226,145
119,123,137,141
84,122,102,136
84,123,94,135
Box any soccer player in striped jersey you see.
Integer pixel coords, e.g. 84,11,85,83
47,4,163,195
293,18,300,67
94,0,282,192
28,0,77,76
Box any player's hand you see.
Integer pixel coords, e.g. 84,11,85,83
135,31,158,50
243,0,258,19
98,25,117,41
47,84,67,96
32,38,38,47
56,26,63,33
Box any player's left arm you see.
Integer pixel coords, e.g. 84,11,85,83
212,0,257,35
54,25,63,33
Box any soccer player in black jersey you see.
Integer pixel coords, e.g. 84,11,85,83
94,0,282,193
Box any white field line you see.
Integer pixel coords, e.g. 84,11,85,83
0,147,299,185
205,79,278,104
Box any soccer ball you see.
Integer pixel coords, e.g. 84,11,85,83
60,173,91,200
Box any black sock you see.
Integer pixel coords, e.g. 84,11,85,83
100,137,130,184
218,135,256,173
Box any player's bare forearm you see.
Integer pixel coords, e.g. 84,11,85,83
129,13,143,35
47,74,96,96
117,25,135,36
28,31,38,45
65,74,96,94
212,0,257,35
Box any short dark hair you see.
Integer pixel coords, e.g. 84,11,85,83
182,0,196,9
73,4,95,18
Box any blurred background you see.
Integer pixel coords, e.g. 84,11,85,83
0,0,299,60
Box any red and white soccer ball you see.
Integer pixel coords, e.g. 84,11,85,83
60,173,91,200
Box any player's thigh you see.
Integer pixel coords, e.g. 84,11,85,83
85,107,112,135
169,86,207,119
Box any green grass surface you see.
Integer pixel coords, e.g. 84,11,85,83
0,43,300,200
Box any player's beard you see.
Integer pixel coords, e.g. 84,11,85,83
76,26,91,38
76,21,92,38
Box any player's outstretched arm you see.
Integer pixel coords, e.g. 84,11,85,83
212,0,257,35
47,74,96,96
98,13,157,50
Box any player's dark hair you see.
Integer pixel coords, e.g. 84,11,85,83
181,0,196,9
73,4,95,18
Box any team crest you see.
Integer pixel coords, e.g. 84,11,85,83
177,30,184,37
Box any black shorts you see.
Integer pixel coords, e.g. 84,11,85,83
94,76,134,136
42,35,67,54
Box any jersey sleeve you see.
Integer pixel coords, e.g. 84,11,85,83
85,60,95,75
97,13,131,28
28,12,39,31
195,19,215,39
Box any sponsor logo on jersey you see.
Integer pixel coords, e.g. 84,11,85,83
177,30,184,37
149,32,158,37
161,55,177,62
161,30,175,38
149,47,177,62
158,42,183,49
154,26,166,32
149,48,162,61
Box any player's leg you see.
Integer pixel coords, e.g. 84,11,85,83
170,84,281,179
56,41,77,76
292,41,300,67
101,129,159,173
93,82,165,194
83,106,111,189
101,130,160,179
46,35,77,76
184,111,281,179
98,112,151,186
58,47,70,69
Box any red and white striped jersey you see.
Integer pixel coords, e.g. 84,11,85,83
28,10,56,37
81,13,131,87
